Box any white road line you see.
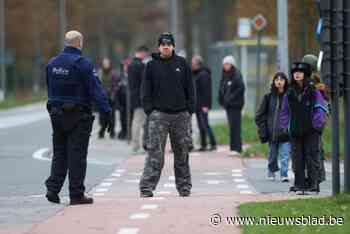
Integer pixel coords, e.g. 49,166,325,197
151,197,165,201
168,176,175,181
128,172,142,176
117,228,139,234
104,178,118,182
32,148,51,161
190,152,201,156
129,213,150,220
163,183,175,188
111,173,122,177
234,178,246,183
124,179,139,183
232,169,242,173
239,190,254,194
115,169,126,173
205,180,225,185
155,191,172,195
96,188,108,192
232,174,243,177
203,172,225,176
93,193,105,196
141,204,159,210
28,194,45,198
33,148,115,165
100,182,113,187
236,184,249,189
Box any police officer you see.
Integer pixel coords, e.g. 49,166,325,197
45,31,112,205
139,32,196,197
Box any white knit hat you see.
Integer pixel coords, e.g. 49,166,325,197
222,55,236,66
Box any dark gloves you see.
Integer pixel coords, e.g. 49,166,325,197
257,127,269,144
101,112,113,133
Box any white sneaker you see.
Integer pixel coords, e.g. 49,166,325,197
281,177,289,183
267,171,276,181
229,151,240,156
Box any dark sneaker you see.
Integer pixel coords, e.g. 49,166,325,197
46,191,60,204
197,147,207,152
140,190,154,198
98,131,105,139
179,190,191,197
70,195,94,205
308,183,320,193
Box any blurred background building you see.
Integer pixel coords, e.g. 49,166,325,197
1,0,319,115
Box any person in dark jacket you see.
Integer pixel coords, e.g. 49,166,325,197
280,62,328,193
139,33,195,198
302,54,329,184
255,72,290,182
98,57,118,139
115,59,131,140
45,31,112,205
218,55,245,155
191,55,217,151
128,46,149,153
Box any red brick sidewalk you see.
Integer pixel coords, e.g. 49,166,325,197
25,146,294,234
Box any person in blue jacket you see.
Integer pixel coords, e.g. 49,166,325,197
45,30,112,205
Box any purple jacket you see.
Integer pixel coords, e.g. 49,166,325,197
280,90,328,133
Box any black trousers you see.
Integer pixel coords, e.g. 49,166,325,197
291,132,321,189
45,108,94,199
195,110,217,148
118,106,127,137
226,108,242,152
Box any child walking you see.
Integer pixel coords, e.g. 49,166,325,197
255,72,290,182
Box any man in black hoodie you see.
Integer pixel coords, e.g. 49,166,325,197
139,33,196,197
192,55,217,151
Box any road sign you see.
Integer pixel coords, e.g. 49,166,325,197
252,14,267,31
238,18,251,38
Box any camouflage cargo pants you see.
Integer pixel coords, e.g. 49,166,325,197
139,110,192,193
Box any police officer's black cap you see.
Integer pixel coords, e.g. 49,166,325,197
158,32,175,46
291,62,312,77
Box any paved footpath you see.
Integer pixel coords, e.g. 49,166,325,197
21,144,304,234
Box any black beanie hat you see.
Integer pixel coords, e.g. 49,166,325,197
291,62,312,78
158,32,175,46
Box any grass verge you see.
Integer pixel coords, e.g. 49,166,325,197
212,115,343,159
0,94,46,110
239,193,350,234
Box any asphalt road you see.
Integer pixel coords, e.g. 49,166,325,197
0,104,345,234
0,103,130,232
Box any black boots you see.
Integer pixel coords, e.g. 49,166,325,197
70,195,94,205
46,191,60,204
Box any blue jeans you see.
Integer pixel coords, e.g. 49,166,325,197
268,142,290,177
